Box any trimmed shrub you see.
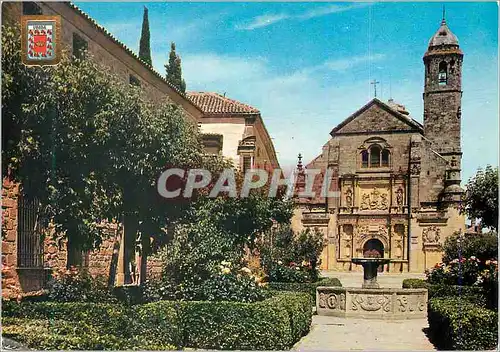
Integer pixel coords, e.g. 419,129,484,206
268,277,342,300
178,299,292,350
133,301,183,349
271,293,312,342
428,297,498,350
2,292,312,350
402,279,487,307
2,301,134,336
402,278,428,289
1,317,168,350
177,292,312,349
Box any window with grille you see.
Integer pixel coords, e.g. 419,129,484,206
23,2,42,15
73,33,88,60
17,194,45,268
242,156,252,174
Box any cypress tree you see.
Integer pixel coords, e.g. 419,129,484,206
138,6,152,66
165,42,186,93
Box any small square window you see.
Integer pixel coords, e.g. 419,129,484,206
73,33,88,60
23,2,42,15
129,74,141,87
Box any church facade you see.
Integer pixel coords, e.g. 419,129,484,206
291,18,465,273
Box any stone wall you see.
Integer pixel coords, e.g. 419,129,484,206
2,178,21,298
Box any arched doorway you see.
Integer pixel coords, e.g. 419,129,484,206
363,238,385,272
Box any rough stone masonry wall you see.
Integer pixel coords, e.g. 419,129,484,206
2,178,21,298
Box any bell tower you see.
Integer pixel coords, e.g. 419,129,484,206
423,17,463,153
423,16,464,202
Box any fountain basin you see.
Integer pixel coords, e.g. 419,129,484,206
316,286,428,320
351,257,391,289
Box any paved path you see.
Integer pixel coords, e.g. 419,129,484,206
294,315,435,351
295,272,432,351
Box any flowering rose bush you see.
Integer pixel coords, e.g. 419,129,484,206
426,257,481,286
259,225,325,283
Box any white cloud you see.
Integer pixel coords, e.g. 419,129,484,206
236,3,374,30
324,53,386,72
235,14,290,30
298,3,374,20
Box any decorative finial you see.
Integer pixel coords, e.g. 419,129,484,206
442,4,446,24
370,79,380,98
297,153,303,170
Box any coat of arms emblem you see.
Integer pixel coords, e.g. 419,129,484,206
21,15,61,66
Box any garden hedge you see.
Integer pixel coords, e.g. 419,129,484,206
428,297,498,350
1,317,169,350
1,292,312,350
402,279,487,307
268,277,342,300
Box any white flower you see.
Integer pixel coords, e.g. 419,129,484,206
221,267,231,274
240,267,252,274
277,260,283,265
295,267,300,271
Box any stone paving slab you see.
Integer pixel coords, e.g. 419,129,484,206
293,315,436,351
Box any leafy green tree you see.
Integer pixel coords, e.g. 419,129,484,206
464,165,498,230
442,231,498,264
159,186,295,299
165,42,186,93
2,24,221,278
138,6,152,66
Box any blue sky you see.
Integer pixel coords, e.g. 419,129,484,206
75,2,498,182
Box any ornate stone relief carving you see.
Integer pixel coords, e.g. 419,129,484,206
396,187,404,206
450,156,457,167
422,226,441,244
410,164,421,175
411,149,421,162
396,295,425,313
351,294,391,312
318,292,346,311
360,188,388,210
345,187,353,207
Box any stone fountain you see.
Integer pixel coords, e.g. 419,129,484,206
316,258,428,319
351,257,390,289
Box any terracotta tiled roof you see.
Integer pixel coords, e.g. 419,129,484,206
187,92,260,115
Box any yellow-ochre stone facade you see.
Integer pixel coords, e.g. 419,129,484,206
292,18,466,273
